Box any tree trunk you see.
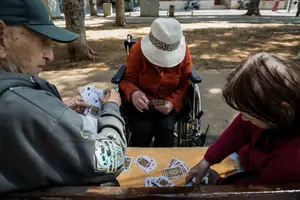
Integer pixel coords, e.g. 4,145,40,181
42,0,62,18
245,0,261,16
62,0,96,61
89,0,98,16
115,0,126,26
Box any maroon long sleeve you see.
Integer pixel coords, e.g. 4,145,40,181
204,114,300,185
204,114,253,165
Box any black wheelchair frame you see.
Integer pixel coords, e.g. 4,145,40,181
111,35,208,147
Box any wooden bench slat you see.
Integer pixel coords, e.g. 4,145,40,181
2,184,300,200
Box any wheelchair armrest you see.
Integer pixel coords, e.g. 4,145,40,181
189,67,202,84
111,65,127,84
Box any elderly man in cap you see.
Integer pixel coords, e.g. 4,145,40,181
0,0,126,194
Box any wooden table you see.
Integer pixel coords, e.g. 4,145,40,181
4,148,300,200
117,147,240,187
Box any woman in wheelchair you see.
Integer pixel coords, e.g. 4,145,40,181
119,18,192,147
186,53,300,186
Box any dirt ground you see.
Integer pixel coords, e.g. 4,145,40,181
46,19,300,71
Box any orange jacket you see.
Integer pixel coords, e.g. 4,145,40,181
119,39,192,112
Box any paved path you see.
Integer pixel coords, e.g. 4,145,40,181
54,9,300,27
40,68,238,146
124,14,300,24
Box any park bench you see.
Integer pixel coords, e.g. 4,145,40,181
2,147,300,200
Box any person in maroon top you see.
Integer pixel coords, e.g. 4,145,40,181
186,52,300,186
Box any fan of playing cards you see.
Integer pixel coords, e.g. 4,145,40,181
164,158,190,179
79,85,104,118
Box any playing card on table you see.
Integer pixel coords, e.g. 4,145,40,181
164,166,184,179
135,156,151,170
144,156,157,172
172,159,190,174
145,177,158,187
168,158,177,168
135,156,156,173
122,156,133,172
153,176,175,187
84,105,101,116
167,158,190,177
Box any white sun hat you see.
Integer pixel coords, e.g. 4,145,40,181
141,18,186,68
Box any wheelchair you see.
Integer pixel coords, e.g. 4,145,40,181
111,35,208,147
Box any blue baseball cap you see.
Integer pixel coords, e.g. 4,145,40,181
0,0,79,43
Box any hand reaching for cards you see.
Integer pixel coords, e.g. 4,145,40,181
131,91,149,112
100,88,121,105
185,159,212,187
65,95,90,114
207,168,220,185
155,101,174,115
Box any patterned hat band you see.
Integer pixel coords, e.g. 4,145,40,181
149,32,181,52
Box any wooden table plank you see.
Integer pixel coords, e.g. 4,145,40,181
117,147,239,187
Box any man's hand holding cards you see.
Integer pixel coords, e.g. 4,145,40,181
79,85,104,118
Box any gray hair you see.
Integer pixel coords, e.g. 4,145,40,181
0,26,26,73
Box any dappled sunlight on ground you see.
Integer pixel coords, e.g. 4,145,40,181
40,68,115,100
209,88,223,94
181,22,285,30
48,20,300,72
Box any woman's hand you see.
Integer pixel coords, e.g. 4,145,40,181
186,159,212,187
155,101,174,115
101,88,121,105
131,91,149,112
65,95,90,114
207,168,221,185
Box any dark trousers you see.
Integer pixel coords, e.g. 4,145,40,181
122,102,177,147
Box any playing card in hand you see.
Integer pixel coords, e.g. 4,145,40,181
79,85,104,118
149,99,167,109
186,173,209,187
201,172,209,185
